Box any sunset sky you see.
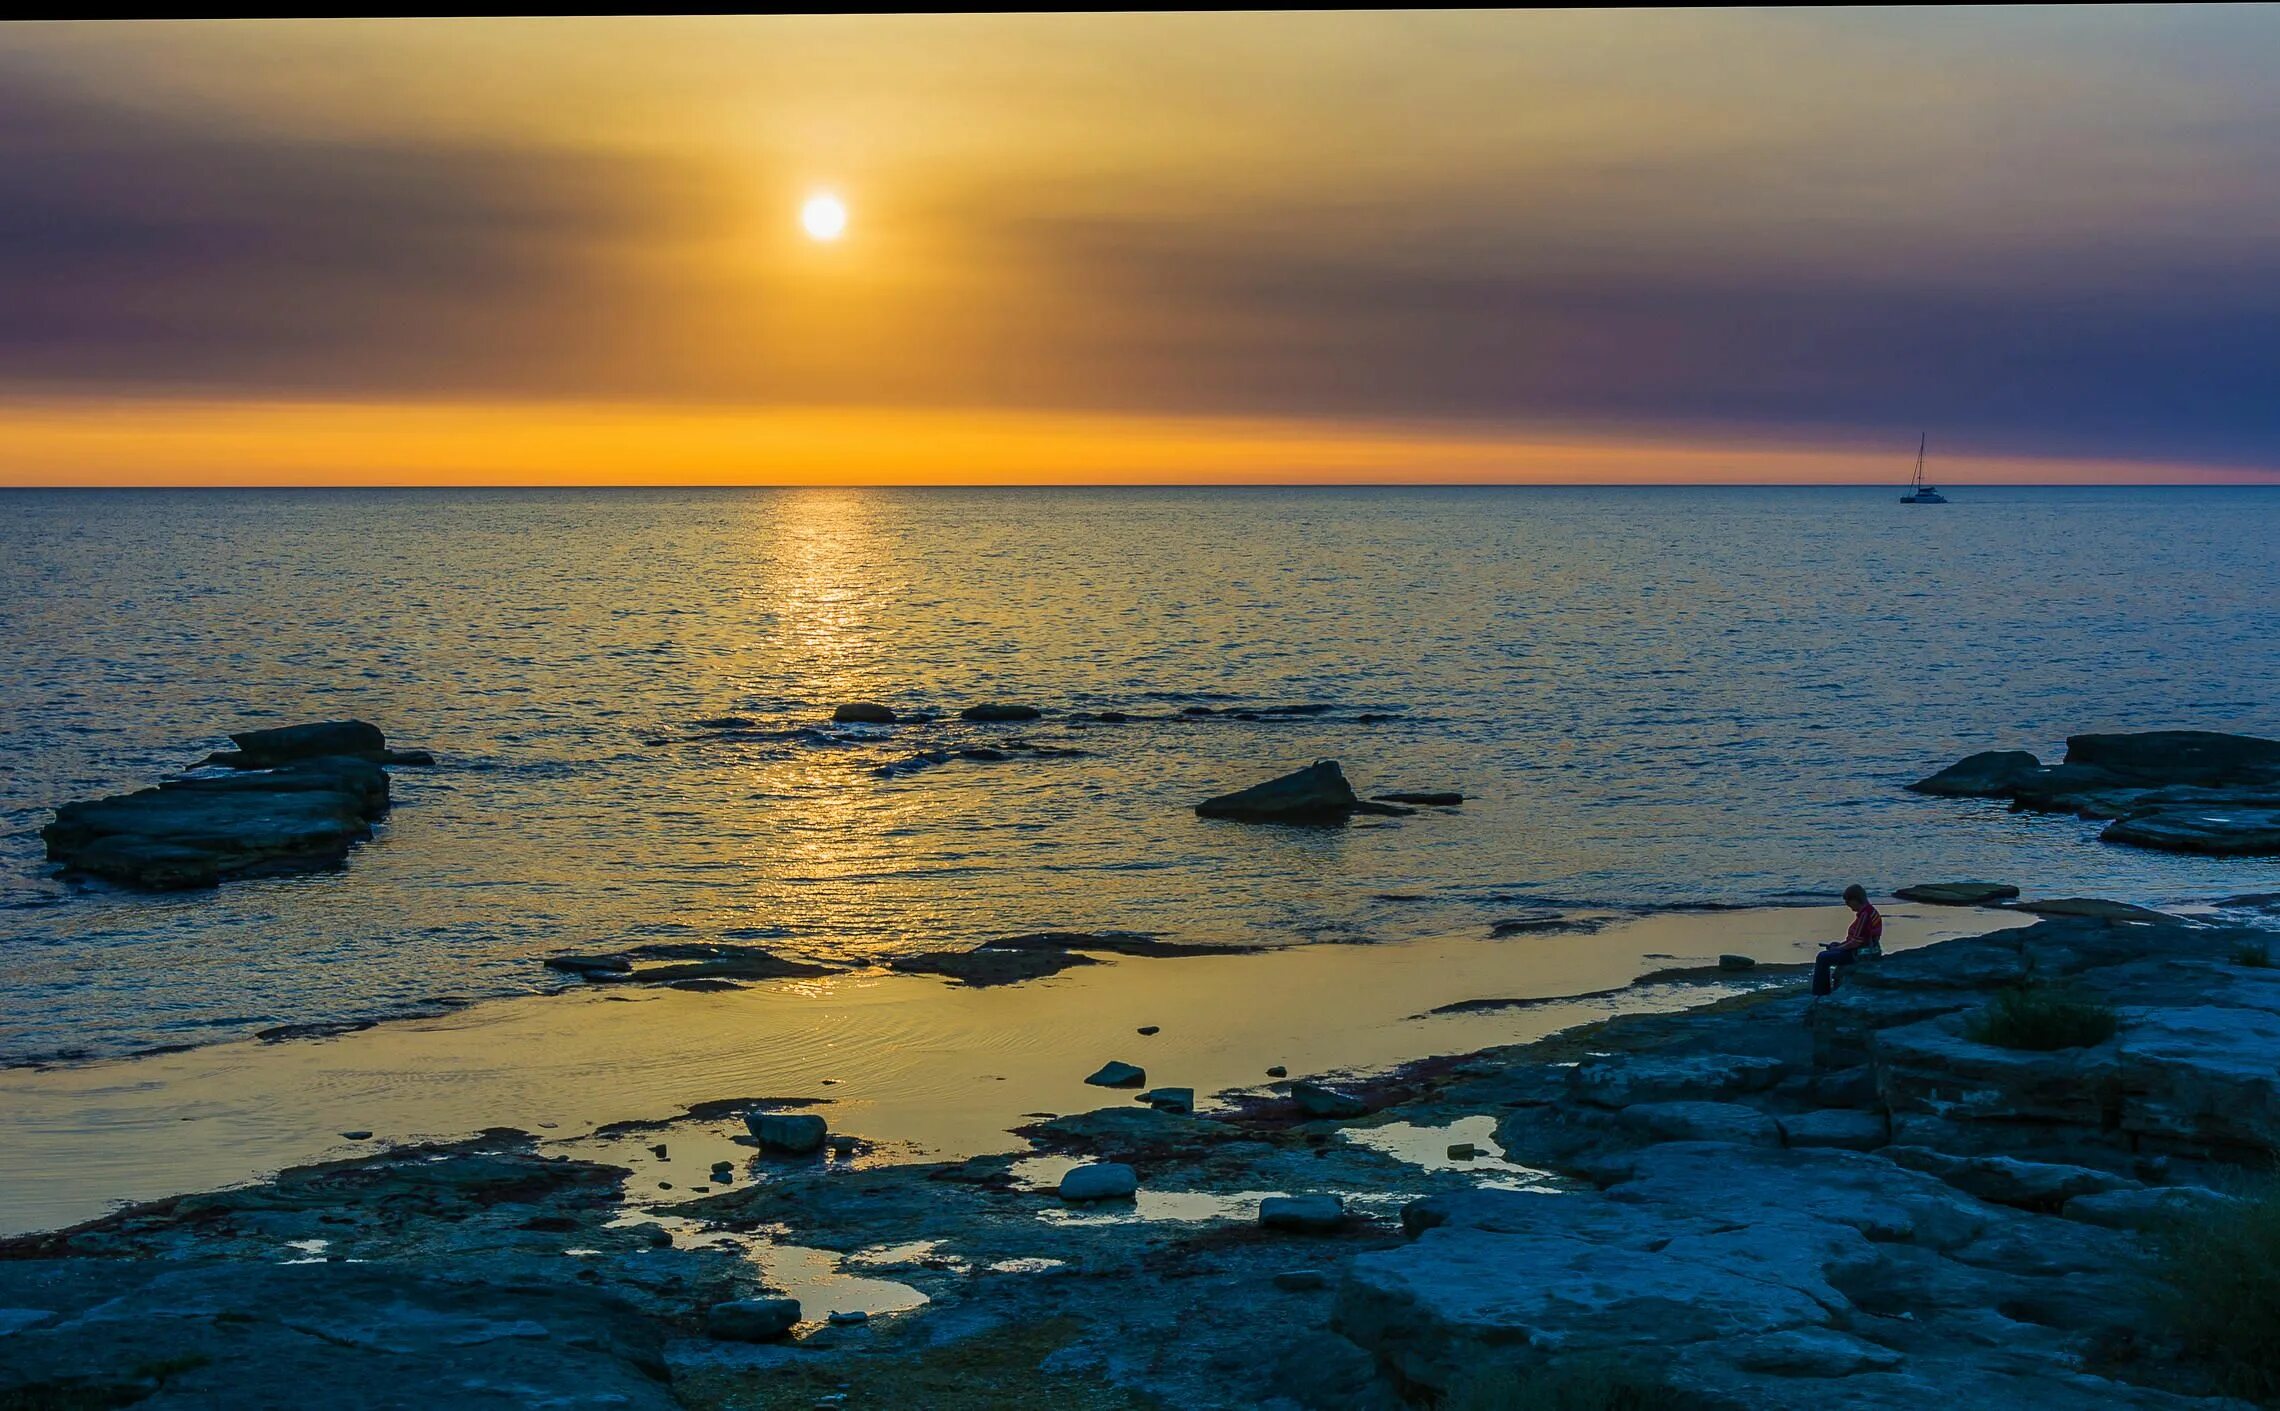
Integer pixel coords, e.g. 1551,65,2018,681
4,10,2278,485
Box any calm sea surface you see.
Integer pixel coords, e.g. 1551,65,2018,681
2,486,2275,1064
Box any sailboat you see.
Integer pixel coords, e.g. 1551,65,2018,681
1899,433,1947,503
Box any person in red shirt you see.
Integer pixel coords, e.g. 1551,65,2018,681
1812,885,1883,996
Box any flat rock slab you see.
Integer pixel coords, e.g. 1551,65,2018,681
2103,806,2280,856
0,1260,679,1411
44,753,399,890
1895,882,2021,905
547,943,839,986
2006,897,2181,924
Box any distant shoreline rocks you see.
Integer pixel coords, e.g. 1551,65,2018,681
42,720,433,890
1911,730,2280,856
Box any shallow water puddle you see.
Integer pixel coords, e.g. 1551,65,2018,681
611,1211,930,1323
0,904,2033,1236
1343,1115,1562,1191
1012,1153,1284,1224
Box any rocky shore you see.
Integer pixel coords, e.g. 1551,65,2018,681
40,720,433,889
6,902,2277,1409
1913,729,2280,856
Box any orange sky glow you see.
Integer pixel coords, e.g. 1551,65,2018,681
3,12,2277,485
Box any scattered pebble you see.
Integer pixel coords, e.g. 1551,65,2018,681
339,1131,372,1141
1137,1025,1161,1036
1266,1065,1288,1078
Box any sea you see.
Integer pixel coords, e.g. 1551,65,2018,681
2,485,2275,1067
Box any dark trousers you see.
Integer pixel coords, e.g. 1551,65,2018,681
1812,946,1859,997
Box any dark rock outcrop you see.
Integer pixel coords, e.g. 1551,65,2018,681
201,719,389,769
883,931,1262,988
545,942,839,987
1911,730,2280,855
1196,760,1411,824
886,945,1101,986
1895,882,2021,905
1907,749,2044,797
45,755,393,890
831,702,898,724
1374,791,1464,806
2103,806,2280,856
44,721,437,889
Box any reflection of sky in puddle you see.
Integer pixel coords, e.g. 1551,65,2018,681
844,1238,955,1270
1343,1115,1562,1191
607,1212,928,1322
280,1237,329,1265
1040,1188,1288,1225
1012,1155,1285,1224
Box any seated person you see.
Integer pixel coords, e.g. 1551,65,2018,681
1812,884,1883,996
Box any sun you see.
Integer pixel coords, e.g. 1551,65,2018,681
801,192,847,242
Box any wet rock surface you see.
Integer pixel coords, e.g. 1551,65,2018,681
13,909,2280,1409
884,930,1264,988
1895,881,2021,905
42,721,433,889
545,941,841,987
0,1135,730,1411
1913,729,2280,856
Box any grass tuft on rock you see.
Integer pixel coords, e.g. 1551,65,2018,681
1963,984,2118,1050
2151,1171,2280,1403
1444,1358,1700,1411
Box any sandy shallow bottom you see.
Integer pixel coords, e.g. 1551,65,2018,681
0,902,2028,1235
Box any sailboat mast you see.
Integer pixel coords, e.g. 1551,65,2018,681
1913,433,1926,489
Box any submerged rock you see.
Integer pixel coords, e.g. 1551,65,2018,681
1195,760,1410,824
831,701,898,724
1139,1087,1194,1114
546,942,838,986
1373,791,1464,806
960,702,1043,722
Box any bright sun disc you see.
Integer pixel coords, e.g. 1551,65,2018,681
801,193,847,241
